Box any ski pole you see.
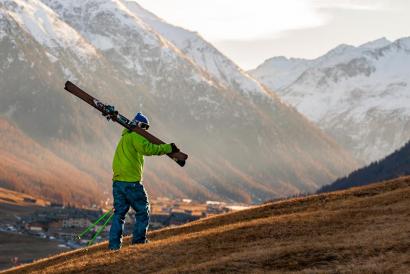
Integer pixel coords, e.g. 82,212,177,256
77,208,113,240
87,211,114,246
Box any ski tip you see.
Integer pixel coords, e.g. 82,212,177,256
64,80,73,89
174,152,188,161
176,159,186,167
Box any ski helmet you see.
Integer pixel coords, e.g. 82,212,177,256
133,112,150,129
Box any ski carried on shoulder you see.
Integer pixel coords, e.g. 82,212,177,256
64,81,188,167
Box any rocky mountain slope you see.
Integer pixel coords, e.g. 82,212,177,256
121,0,267,96
0,0,357,206
250,37,410,163
6,176,410,273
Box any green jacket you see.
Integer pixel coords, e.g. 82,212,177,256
112,129,172,182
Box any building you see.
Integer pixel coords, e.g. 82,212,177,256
169,211,199,225
25,222,47,233
63,218,91,228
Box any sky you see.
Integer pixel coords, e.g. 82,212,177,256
136,0,410,70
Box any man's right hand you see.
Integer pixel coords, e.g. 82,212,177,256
170,143,180,153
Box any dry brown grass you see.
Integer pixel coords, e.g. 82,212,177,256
0,187,49,207
3,177,410,274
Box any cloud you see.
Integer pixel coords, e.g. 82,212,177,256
136,0,328,41
313,0,387,11
135,0,393,42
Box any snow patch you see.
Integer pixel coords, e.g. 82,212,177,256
17,51,25,62
61,67,77,82
4,104,17,118
0,12,7,40
45,51,58,63
3,0,97,60
197,96,217,105
395,37,410,50
88,33,114,51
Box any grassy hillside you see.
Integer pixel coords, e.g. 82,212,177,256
4,177,409,273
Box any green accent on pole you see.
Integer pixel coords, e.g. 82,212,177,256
87,212,114,246
77,209,113,239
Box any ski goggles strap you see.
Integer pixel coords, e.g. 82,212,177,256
137,122,149,130
130,121,149,130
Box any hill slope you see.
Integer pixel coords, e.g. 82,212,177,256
6,176,410,273
319,139,410,193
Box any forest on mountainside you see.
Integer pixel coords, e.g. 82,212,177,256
318,140,410,193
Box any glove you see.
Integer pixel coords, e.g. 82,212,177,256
170,143,180,153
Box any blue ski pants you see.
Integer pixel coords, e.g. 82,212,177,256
109,181,150,250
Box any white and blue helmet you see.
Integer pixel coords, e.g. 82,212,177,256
133,112,149,129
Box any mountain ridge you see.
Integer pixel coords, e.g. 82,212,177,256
250,37,410,163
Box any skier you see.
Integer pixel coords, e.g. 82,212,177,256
108,112,179,250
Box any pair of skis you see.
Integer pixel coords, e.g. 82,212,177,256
64,81,188,167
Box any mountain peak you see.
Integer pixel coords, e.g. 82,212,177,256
267,56,289,62
359,37,391,49
393,36,410,50
323,43,355,58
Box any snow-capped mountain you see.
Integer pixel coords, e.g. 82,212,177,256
0,0,357,206
121,0,269,97
250,37,410,163
250,38,393,91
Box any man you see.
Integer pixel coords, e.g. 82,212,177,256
108,112,179,250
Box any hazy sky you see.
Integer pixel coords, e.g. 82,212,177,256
136,0,410,69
